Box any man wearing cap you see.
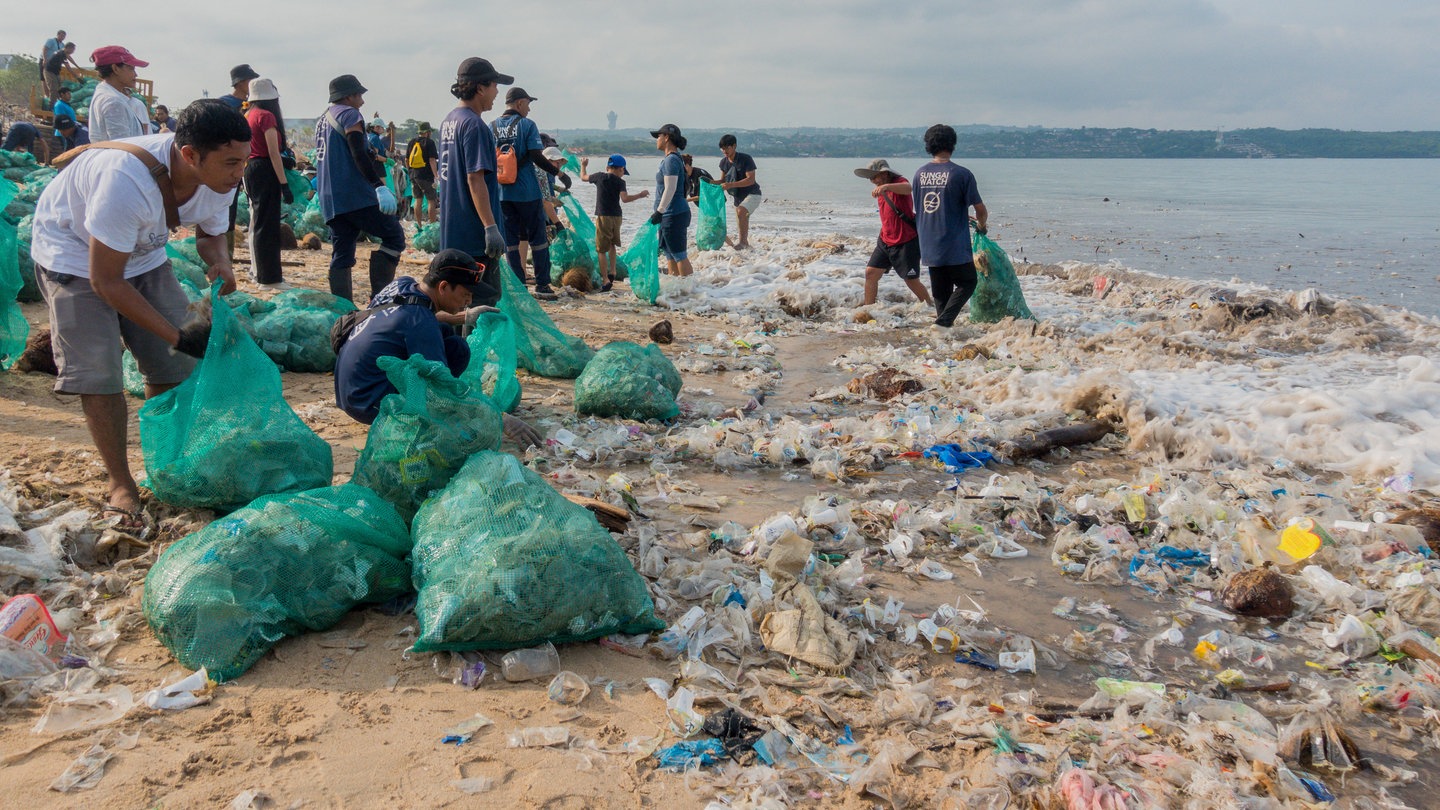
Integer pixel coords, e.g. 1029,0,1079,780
219,64,259,111
438,58,510,286
315,73,405,304
405,123,440,224
53,115,90,150
491,87,562,297
88,46,152,142
41,30,68,82
854,159,932,309
580,154,648,291
29,99,250,528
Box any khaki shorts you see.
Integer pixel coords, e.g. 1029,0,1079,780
37,262,197,396
736,193,762,215
595,215,623,253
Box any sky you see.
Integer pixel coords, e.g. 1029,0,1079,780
7,1,1440,132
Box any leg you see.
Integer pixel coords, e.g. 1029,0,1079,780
935,261,978,326
734,204,750,249
80,394,143,513
327,212,361,302
245,161,284,284
361,207,406,302
904,277,934,305
520,201,553,290
929,266,955,320
412,194,422,225
501,200,527,283
676,257,693,277
862,266,884,306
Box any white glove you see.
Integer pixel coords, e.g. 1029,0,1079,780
464,305,500,329
376,186,398,215
501,413,542,449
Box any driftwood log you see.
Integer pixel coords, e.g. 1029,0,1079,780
997,420,1114,461
562,493,632,533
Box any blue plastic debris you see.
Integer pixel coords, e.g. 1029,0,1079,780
655,738,727,771
837,725,854,746
1298,775,1335,802
722,587,747,608
923,444,994,472
955,649,1000,670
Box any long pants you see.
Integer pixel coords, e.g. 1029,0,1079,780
501,198,552,288
243,159,285,284
327,205,405,305
929,262,978,327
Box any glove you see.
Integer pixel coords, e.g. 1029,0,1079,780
501,413,543,450
464,305,500,329
484,224,506,258
281,185,294,205
376,185,398,215
174,318,212,359
649,210,663,225
552,220,566,232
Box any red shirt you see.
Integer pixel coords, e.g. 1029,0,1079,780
877,183,918,246
246,107,277,160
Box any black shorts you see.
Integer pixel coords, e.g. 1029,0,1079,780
868,237,921,280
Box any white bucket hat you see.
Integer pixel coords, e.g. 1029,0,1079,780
248,77,280,102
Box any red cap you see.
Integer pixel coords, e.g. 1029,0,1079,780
90,45,149,68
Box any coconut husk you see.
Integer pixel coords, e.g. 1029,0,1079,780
560,267,593,293
1391,508,1440,549
279,223,297,251
648,320,673,345
14,328,58,375
301,233,322,251
852,310,876,325
847,367,923,401
954,344,991,362
1222,563,1295,619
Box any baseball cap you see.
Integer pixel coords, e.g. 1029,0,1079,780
506,87,537,104
328,74,367,103
90,45,149,68
427,249,488,296
853,158,895,180
606,154,629,175
230,64,260,85
456,57,514,85
53,114,76,130
542,146,564,162
248,77,280,102
649,123,683,141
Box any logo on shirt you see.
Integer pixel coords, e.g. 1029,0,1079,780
922,191,941,214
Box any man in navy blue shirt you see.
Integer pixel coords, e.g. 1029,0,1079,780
438,58,511,283
491,87,562,297
912,124,988,328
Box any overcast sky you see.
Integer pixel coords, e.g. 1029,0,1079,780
8,1,1439,132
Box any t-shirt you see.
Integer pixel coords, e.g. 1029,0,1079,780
876,185,918,247
587,172,627,218
45,50,68,74
66,125,91,147
152,117,177,133
685,167,713,200
912,160,983,266
438,106,502,259
366,131,385,156
405,136,438,182
218,94,244,111
51,99,76,136
246,107,278,160
88,81,152,142
42,38,63,63
1,123,38,152
654,153,687,215
490,112,543,202
719,152,761,203
315,103,376,221
31,133,235,280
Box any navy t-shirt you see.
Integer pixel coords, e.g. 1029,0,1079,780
438,106,502,259
719,152,761,203
490,112,543,202
655,153,687,215
912,160,983,266
588,173,626,217
316,104,377,221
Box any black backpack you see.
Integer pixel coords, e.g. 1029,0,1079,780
330,294,428,354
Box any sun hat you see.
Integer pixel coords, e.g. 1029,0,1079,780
327,74,367,103
853,158,896,180
456,57,514,85
248,77,280,102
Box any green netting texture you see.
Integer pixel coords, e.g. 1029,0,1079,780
412,223,440,253
122,350,145,398
139,282,333,511
970,232,1037,323
460,310,522,413
351,354,503,522
251,288,357,372
574,341,682,421
557,194,601,287
0,178,26,369
15,215,39,303
621,220,661,305
697,180,728,251
496,264,594,378
410,451,664,652
142,483,411,682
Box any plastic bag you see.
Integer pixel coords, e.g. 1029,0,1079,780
573,341,682,421
412,223,440,253
696,180,727,251
410,450,664,651
139,282,333,511
621,220,662,305
460,310,522,413
970,231,1036,323
496,264,594,378
351,354,503,522
0,178,28,370
143,484,411,681
249,288,357,372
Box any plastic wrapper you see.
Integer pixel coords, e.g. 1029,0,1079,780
351,354,503,522
410,451,664,651
573,341,683,421
460,310,522,413
696,180,727,251
496,263,594,378
139,282,333,511
621,219,662,305
969,231,1035,323
142,484,411,681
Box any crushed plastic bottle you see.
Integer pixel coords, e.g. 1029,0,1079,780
501,642,560,682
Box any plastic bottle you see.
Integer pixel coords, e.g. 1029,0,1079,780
501,642,560,682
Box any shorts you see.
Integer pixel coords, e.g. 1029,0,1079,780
659,208,691,262
37,262,197,396
595,215,622,253
410,174,437,201
868,237,921,280
735,193,762,215
501,198,549,247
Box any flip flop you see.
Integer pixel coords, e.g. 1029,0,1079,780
101,504,154,539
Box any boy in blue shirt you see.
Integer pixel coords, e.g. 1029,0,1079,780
912,124,988,327
580,154,649,291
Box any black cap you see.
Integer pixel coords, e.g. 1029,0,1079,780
328,74,368,103
649,123,683,141
426,249,488,296
53,114,76,130
230,64,260,85
456,57,514,86
418,121,432,132
506,87,537,104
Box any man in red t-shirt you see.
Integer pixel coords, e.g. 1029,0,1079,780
854,159,932,308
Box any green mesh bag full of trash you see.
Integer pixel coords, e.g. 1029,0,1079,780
621,219,661,305
142,483,411,682
0,179,27,370
139,282,333,511
574,341,682,421
411,451,664,652
166,238,210,288
411,223,440,253
549,228,597,286
460,310,522,413
351,354,503,522
969,231,1036,323
696,180,728,251
558,195,602,288
250,288,357,372
496,264,594,378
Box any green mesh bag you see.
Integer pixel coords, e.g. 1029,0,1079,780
250,288,357,372
411,451,664,651
139,283,333,511
122,350,145,398
412,223,440,253
166,238,210,288
696,180,728,251
496,264,594,378
613,257,629,281
621,220,661,305
549,228,597,287
574,341,682,421
280,169,314,233
969,232,1036,323
460,310,522,413
351,354,503,522
235,191,250,227
0,179,27,370
15,215,40,303
142,483,411,682
561,149,582,178
557,195,602,287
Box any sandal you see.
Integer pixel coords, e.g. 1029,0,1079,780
101,504,154,539
600,280,614,292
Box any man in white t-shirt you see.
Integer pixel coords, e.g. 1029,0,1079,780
30,99,250,529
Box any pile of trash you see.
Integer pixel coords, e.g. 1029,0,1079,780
2,149,60,302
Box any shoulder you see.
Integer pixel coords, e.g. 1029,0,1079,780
335,105,363,127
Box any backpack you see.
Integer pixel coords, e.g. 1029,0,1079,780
407,139,427,169
330,294,429,355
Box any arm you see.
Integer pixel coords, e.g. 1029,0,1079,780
89,240,184,347
344,127,385,187
656,173,679,212
264,127,285,184
579,157,590,182
971,202,988,233
723,170,757,192
620,189,649,203
525,149,559,175
467,171,495,227
90,96,127,142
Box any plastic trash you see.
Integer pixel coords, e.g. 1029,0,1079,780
143,667,212,710
506,726,569,748
501,642,560,682
460,310,522,413
1278,518,1331,563
0,635,58,680
440,712,494,744
546,670,590,705
655,738,727,770
969,231,1036,323
32,685,135,735
49,728,138,793
666,686,704,737
1094,677,1165,698
0,594,69,662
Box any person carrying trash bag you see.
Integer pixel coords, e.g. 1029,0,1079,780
912,124,989,328
28,99,248,534
854,158,932,310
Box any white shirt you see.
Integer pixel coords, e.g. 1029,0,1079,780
30,134,236,280
87,81,153,142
